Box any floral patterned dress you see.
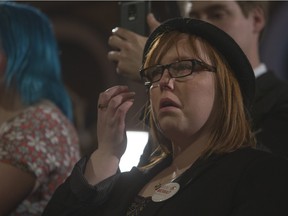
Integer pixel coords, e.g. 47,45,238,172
0,101,80,216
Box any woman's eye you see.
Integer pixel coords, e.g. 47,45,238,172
175,64,191,71
193,63,205,72
151,68,163,80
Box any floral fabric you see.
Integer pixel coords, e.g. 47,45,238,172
0,101,80,216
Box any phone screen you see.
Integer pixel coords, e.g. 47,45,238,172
119,1,151,36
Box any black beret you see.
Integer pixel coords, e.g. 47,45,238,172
142,17,255,109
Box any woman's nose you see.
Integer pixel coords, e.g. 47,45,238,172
159,70,174,89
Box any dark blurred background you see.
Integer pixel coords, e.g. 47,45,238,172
17,1,288,156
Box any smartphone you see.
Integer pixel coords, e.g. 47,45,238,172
119,1,151,36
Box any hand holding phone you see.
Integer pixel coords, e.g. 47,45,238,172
119,1,151,36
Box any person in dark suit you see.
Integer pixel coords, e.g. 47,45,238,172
108,1,288,159
42,18,288,216
185,0,288,158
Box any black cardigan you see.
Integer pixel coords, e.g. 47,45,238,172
252,71,288,158
42,148,288,216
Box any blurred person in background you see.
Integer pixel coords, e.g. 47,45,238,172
0,2,80,215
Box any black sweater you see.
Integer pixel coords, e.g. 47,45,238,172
42,148,288,216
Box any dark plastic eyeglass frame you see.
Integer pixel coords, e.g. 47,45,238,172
140,59,217,87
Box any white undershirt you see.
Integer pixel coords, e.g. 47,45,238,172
254,63,267,78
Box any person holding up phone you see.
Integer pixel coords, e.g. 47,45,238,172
108,1,288,160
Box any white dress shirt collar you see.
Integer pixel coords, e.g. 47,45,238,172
254,63,267,78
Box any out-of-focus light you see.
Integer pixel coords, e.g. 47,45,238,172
119,131,149,172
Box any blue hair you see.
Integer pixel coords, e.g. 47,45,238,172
0,2,73,120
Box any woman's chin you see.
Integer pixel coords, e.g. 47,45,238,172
158,121,180,136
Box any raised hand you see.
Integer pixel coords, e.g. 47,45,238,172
108,27,147,82
84,86,135,185
97,85,135,158
108,13,161,82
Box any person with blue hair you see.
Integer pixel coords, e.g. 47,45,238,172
0,2,80,215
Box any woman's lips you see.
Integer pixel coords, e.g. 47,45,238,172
159,98,181,109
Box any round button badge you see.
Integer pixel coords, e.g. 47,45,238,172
152,182,180,202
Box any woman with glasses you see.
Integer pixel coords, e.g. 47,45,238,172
43,18,288,216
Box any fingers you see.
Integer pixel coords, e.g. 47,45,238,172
97,86,135,158
108,27,146,49
112,27,142,41
98,85,135,113
107,27,147,81
107,50,120,62
108,29,132,61
108,28,132,50
108,33,125,50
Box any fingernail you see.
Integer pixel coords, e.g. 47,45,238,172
112,27,119,33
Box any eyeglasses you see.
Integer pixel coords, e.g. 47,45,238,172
140,59,217,87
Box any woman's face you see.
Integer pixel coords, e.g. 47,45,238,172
149,35,216,142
